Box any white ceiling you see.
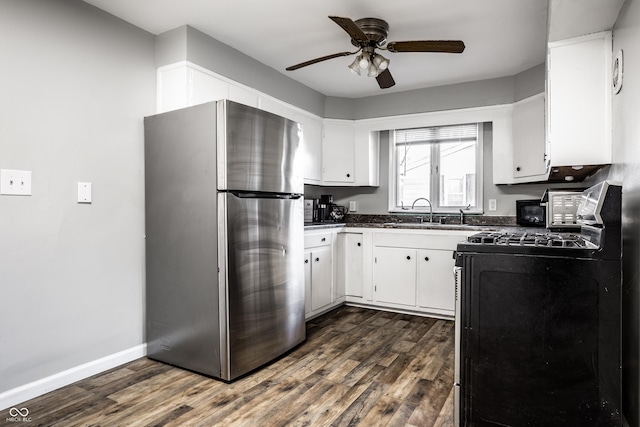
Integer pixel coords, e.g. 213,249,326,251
83,0,549,98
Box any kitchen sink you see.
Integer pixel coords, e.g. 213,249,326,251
381,222,495,231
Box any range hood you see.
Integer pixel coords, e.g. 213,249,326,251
546,164,608,183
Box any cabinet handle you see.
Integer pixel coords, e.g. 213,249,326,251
305,259,309,264
321,237,326,242
357,242,361,246
346,173,351,178
315,257,320,262
516,166,521,172
424,256,429,261
406,256,411,260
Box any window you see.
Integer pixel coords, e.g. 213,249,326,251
391,123,483,213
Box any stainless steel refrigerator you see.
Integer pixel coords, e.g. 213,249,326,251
144,100,305,381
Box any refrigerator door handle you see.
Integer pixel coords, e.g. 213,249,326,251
230,191,303,200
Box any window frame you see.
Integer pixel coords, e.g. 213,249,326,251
388,122,484,214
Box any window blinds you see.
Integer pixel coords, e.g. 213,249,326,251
395,123,478,144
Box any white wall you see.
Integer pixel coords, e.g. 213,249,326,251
0,0,155,407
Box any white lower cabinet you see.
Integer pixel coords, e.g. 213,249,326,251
343,233,364,298
304,229,342,319
312,227,471,319
355,229,472,318
373,247,417,306
307,245,332,311
417,249,456,312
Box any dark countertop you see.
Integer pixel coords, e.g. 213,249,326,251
344,222,500,232
304,222,503,232
304,222,346,230
304,214,517,232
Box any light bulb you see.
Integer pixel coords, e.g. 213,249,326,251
372,54,389,71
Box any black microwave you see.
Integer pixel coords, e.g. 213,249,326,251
516,199,546,227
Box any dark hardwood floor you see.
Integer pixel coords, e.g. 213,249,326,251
7,306,455,426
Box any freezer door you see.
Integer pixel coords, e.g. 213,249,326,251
220,192,306,380
217,100,303,194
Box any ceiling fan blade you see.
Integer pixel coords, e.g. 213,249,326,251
386,40,465,54
376,68,395,89
286,51,355,71
329,16,369,44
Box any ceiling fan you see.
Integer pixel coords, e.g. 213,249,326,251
286,16,466,90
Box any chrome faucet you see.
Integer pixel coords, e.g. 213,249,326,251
411,197,433,223
459,204,471,225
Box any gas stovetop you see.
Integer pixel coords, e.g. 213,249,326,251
456,229,602,257
467,231,596,248
456,181,621,260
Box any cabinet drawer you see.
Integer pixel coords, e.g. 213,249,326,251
304,232,333,248
374,232,466,251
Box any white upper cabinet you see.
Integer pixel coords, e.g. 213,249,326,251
320,119,380,187
322,119,356,184
547,31,612,168
295,112,323,185
512,94,547,179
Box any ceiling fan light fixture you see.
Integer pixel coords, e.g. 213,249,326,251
358,52,370,69
348,57,361,75
372,54,390,71
367,62,379,77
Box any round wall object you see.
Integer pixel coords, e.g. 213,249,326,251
613,49,624,94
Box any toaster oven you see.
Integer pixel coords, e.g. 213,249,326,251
543,190,584,229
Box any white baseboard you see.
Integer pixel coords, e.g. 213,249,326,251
0,344,146,411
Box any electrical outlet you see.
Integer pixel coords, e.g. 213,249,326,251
489,199,497,211
78,182,92,203
0,169,32,196
349,200,358,212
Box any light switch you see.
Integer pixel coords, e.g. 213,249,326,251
78,182,92,204
349,201,358,212
0,169,32,196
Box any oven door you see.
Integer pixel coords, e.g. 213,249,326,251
454,265,462,426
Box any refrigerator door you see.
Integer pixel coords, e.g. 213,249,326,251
219,192,305,380
217,100,303,195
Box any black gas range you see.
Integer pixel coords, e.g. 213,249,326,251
454,181,622,427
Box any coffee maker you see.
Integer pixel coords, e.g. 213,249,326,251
315,194,347,222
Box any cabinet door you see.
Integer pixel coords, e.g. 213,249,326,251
417,249,456,311
344,233,364,298
547,32,612,166
322,120,355,184
304,251,312,315
311,246,333,311
296,112,323,184
374,247,416,306
512,94,547,178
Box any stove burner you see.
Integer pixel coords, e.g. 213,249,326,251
467,231,592,248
